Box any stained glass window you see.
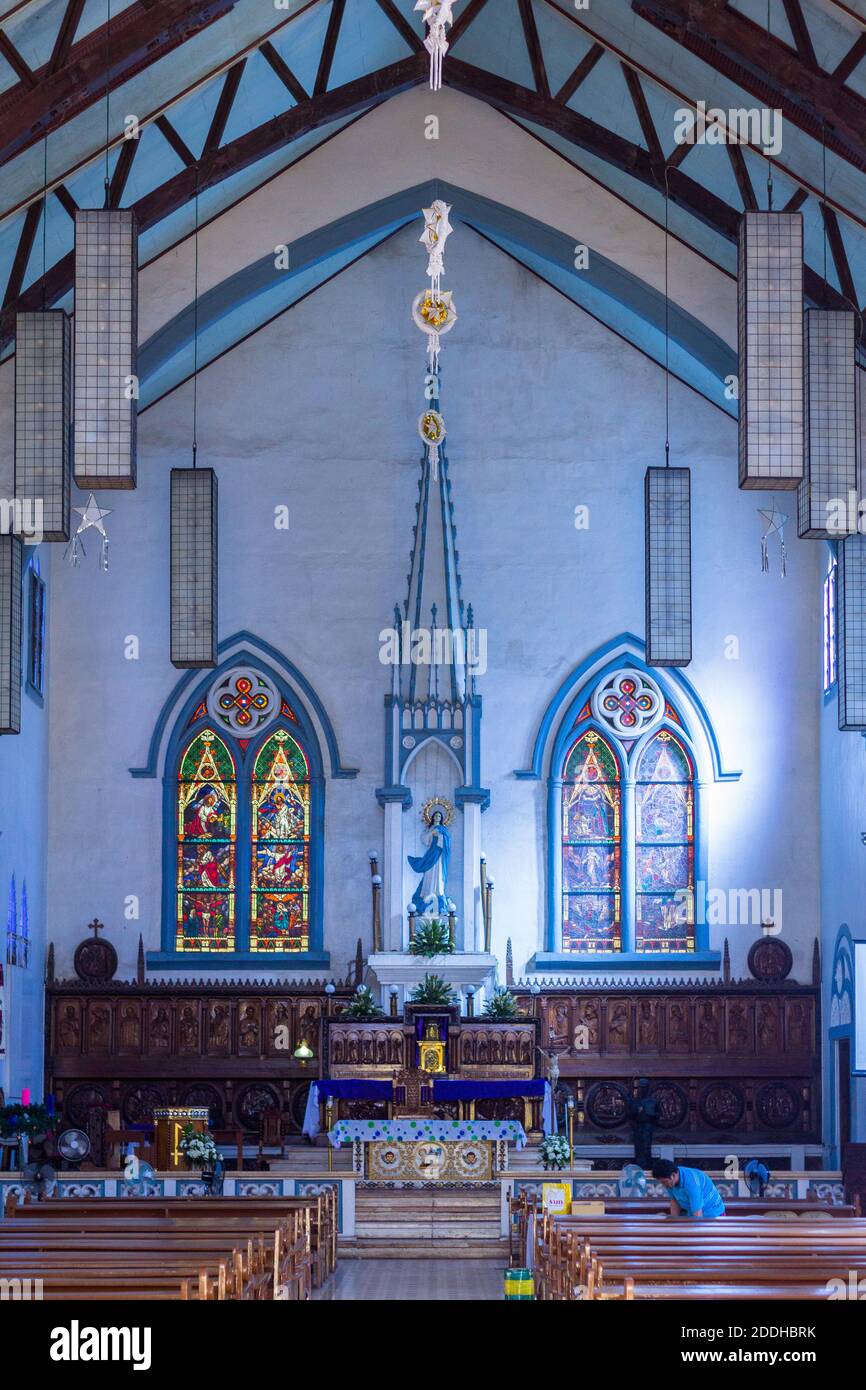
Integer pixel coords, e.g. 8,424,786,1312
561,731,622,952
251,729,310,952
176,729,236,952
635,731,695,952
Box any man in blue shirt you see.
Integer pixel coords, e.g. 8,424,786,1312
651,1159,725,1219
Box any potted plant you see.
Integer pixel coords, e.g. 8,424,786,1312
340,985,384,1020
482,987,521,1021
409,973,456,1006
538,1134,571,1171
408,918,454,958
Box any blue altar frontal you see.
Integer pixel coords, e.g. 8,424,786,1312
303,1079,554,1137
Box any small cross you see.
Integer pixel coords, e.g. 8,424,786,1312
88,919,104,938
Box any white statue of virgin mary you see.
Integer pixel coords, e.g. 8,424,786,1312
408,800,456,917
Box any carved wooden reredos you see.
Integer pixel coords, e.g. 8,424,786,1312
45,928,820,1148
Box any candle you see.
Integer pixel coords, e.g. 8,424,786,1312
21,1088,31,1107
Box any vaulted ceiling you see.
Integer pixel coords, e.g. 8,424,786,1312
1,0,864,406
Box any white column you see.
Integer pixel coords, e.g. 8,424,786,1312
383,800,405,950
462,801,483,951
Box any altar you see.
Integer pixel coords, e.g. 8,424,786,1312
329,1117,527,1182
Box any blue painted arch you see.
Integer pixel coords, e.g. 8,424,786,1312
137,181,738,415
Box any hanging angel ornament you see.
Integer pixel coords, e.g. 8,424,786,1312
65,493,112,571
420,200,453,293
419,409,446,481
758,500,788,577
415,0,455,91
412,288,457,372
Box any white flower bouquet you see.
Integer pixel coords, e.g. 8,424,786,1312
178,1123,219,1170
539,1133,571,1171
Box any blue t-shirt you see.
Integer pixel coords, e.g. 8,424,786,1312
670,1166,725,1218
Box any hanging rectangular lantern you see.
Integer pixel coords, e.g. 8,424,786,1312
73,209,138,489
798,309,857,539
645,466,691,667
14,311,71,542
738,210,804,490
837,535,866,729
0,537,22,734
171,468,218,669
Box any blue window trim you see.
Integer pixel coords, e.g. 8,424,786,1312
148,660,328,970
526,643,721,972
24,556,45,707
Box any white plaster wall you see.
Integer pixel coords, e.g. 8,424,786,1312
39,218,821,987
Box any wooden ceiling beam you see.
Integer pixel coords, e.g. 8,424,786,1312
313,0,346,98
154,115,197,170
518,0,550,101
632,0,866,172
781,0,819,74
621,62,664,167
0,0,237,169
259,40,310,105
449,0,491,46
107,135,139,209
3,198,42,308
833,32,866,85
821,203,859,308
554,43,604,104
727,143,757,212
374,0,424,54
46,0,86,77
0,28,35,87
0,52,428,345
201,60,246,162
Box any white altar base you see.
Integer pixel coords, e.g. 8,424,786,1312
367,951,497,1011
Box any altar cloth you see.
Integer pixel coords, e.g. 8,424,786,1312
328,1118,527,1148
303,1081,553,1137
432,1080,555,1135
303,1081,392,1138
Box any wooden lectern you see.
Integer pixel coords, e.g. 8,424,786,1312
153,1106,210,1171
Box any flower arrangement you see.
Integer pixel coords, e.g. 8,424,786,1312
408,918,454,958
178,1123,219,1171
482,987,521,1021
410,973,456,1005
538,1134,571,1171
341,986,384,1020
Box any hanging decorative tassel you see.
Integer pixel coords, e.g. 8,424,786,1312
415,1,454,90
758,501,788,577
419,411,446,482
66,493,112,572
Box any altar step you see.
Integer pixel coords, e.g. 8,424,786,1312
340,1238,511,1260
353,1190,502,1247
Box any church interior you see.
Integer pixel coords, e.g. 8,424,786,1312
1,0,866,1332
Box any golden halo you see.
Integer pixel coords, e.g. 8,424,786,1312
422,795,454,827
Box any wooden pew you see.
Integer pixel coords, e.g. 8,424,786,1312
5,1191,336,1286
0,1199,323,1300
534,1211,866,1301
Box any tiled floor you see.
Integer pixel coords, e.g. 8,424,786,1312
315,1259,505,1301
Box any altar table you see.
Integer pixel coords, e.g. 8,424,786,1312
303,1081,553,1137
329,1118,527,1181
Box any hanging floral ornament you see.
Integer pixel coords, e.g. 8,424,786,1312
419,409,446,480
419,200,453,292
65,493,112,571
412,289,457,371
415,0,455,91
758,500,788,577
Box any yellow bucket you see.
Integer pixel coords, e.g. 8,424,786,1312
504,1267,534,1300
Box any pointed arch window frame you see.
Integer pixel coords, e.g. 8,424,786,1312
154,663,327,969
548,712,707,964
